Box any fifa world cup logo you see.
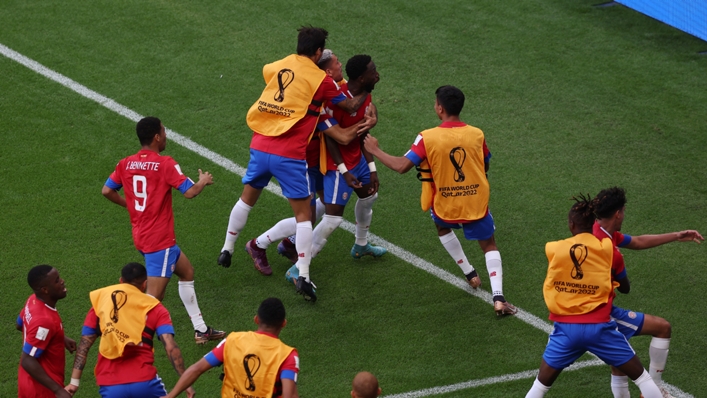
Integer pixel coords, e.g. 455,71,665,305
110,290,127,323
569,244,587,280
243,354,261,391
274,69,295,102
449,147,466,182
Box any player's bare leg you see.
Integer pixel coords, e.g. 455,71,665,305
218,185,263,268
435,225,480,289
174,252,225,343
479,236,517,316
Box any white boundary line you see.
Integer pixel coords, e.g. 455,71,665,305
0,42,693,398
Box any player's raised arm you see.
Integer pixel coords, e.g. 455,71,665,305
625,229,703,250
183,169,213,199
363,135,415,174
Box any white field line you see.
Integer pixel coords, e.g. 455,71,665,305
0,42,693,398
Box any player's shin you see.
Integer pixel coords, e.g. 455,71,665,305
354,193,377,246
633,370,662,398
311,215,343,257
649,337,670,383
610,374,630,398
256,218,297,249
485,250,504,299
439,231,474,274
178,281,206,333
222,199,252,253
295,221,313,280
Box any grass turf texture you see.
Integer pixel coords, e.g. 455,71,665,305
1,0,706,396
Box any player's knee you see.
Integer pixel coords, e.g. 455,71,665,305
656,317,671,338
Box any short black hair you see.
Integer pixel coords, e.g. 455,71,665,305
346,54,372,82
435,85,465,116
121,262,147,285
257,297,286,328
28,265,54,291
569,193,595,232
297,26,328,57
593,187,627,219
136,117,162,146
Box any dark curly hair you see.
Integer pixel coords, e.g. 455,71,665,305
592,187,627,219
569,193,595,232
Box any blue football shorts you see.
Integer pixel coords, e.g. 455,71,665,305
323,156,370,206
99,375,167,398
308,166,324,206
242,149,310,199
611,305,646,339
542,321,636,370
142,245,181,278
431,211,496,241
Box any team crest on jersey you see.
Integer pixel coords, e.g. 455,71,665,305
628,311,637,319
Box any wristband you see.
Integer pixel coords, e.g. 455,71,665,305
368,162,377,173
70,378,80,387
337,163,348,174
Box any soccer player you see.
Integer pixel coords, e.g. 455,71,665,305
591,187,703,398
524,195,663,398
102,116,225,344
306,54,387,264
17,265,75,398
363,85,517,315
216,27,373,302
163,297,299,398
66,263,195,398
351,371,381,398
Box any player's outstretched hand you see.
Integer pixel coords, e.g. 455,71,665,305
363,135,379,153
64,384,78,396
64,336,77,353
186,386,196,398
343,171,363,189
676,230,704,243
198,169,214,185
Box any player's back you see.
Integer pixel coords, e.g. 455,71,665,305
112,149,187,253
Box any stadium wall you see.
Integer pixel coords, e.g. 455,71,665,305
616,0,707,42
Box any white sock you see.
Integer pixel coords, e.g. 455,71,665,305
649,337,670,383
525,378,550,398
256,218,297,249
295,221,313,280
439,232,474,275
633,369,662,398
178,281,206,333
610,374,630,398
311,215,343,257
354,193,377,246
485,250,504,297
221,199,252,253
315,198,326,222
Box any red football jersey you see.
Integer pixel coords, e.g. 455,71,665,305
323,83,372,170
107,149,193,253
18,294,65,398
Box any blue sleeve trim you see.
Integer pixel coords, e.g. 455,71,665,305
105,177,122,190
485,152,492,162
82,325,99,336
17,315,23,328
329,93,347,105
177,178,194,195
156,325,175,337
281,369,297,381
204,352,223,367
404,150,423,166
317,118,338,132
22,342,44,357
615,268,627,281
618,234,632,247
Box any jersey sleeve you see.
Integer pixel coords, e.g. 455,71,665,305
279,349,299,382
82,308,100,336
611,250,627,281
203,338,226,367
614,232,632,248
320,77,347,105
106,162,123,190
404,134,426,166
317,112,339,131
483,139,491,162
162,157,194,194
149,304,175,336
23,315,57,358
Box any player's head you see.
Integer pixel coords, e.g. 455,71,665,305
351,371,381,398
255,297,287,331
346,55,379,92
568,193,595,235
120,262,148,292
28,265,67,301
434,85,465,117
593,187,627,230
136,116,166,151
297,26,328,61
318,49,344,83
